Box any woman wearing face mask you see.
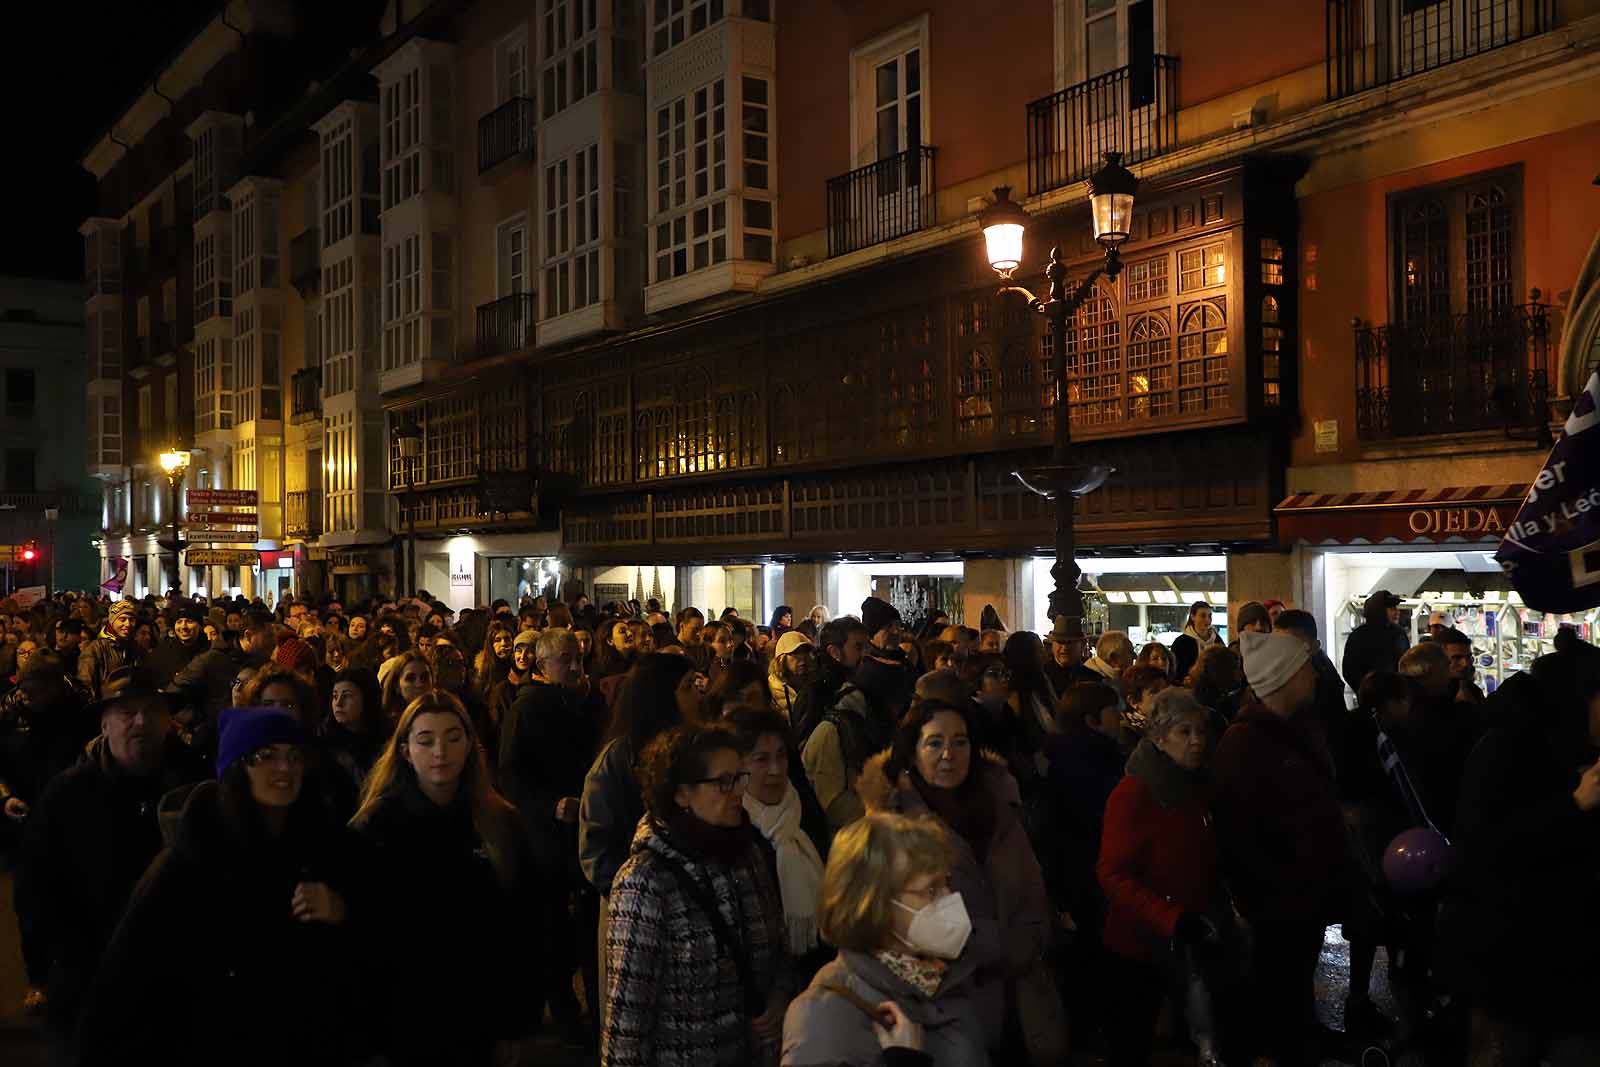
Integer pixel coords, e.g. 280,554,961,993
1098,687,1232,1067
317,667,388,792
352,690,537,1065
859,701,1062,1061
380,654,433,721
602,723,792,1067
1171,602,1222,688
782,812,989,1066
76,707,362,1066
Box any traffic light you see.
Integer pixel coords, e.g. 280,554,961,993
15,540,40,588
20,543,36,563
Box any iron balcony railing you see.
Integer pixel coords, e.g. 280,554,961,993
1027,55,1178,196
826,145,938,258
1355,302,1551,441
476,293,535,358
286,490,322,541
1327,0,1557,99
478,97,536,173
290,228,320,293
290,367,322,423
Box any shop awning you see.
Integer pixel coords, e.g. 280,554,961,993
1275,484,1528,545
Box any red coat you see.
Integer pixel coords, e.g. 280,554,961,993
1098,771,1222,962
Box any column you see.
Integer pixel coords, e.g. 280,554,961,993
961,558,1034,634
1225,550,1299,627
782,562,839,620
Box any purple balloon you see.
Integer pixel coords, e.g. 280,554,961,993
1383,827,1456,895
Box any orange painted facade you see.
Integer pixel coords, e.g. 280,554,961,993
1167,0,1325,108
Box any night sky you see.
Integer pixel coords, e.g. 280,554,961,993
2,3,221,282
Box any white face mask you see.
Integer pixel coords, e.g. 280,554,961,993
893,891,973,960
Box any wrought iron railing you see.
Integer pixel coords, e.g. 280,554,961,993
290,367,322,423
1027,56,1178,196
286,490,321,541
1355,302,1551,441
475,293,535,358
478,97,536,173
826,145,938,258
1327,0,1557,99
290,228,320,293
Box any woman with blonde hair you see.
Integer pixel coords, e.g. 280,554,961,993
351,689,537,1065
782,812,988,1065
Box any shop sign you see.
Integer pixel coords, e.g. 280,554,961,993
329,549,376,574
1275,485,1527,545
1405,505,1509,537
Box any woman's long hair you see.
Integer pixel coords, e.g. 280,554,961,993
328,666,387,738
768,604,794,633
473,621,515,701
352,689,523,887
605,652,693,752
1002,630,1050,705
381,654,433,717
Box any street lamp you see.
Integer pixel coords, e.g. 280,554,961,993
979,150,1138,639
394,418,422,598
42,505,58,597
157,446,191,596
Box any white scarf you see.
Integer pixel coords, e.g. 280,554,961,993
1182,622,1220,646
743,782,823,956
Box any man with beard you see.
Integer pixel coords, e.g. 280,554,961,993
145,603,211,688
77,601,143,702
51,618,85,678
1436,627,1486,705
18,666,204,1049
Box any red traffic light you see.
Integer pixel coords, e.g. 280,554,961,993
21,547,36,562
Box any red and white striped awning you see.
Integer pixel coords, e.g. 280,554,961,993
1274,484,1529,545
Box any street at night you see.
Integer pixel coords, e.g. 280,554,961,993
1,1,1598,1066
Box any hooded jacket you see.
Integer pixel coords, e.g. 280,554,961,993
75,780,366,1067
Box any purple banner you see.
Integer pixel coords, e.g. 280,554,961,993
100,557,128,595
1495,371,1600,614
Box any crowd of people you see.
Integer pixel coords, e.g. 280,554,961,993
0,582,1597,1067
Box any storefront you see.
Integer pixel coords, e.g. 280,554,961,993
1275,483,1590,693
1029,556,1230,642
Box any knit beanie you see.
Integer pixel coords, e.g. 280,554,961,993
273,637,317,674
512,628,540,650
109,600,137,624
859,596,902,637
773,631,811,658
216,706,308,777
1241,630,1311,699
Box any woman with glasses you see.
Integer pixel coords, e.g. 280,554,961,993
957,653,1012,759
77,706,362,1066
860,699,1062,1062
241,663,358,821
351,689,537,1065
782,812,988,1066
603,722,792,1067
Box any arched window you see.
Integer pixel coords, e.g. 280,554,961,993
673,368,710,474
1126,312,1173,418
1465,185,1513,315
1178,299,1228,413
771,384,796,464
597,415,626,484
1065,283,1121,426
956,349,994,439
634,411,654,481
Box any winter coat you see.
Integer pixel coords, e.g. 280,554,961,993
352,783,539,1058
167,645,260,733
580,736,644,895
314,718,386,795
1340,620,1410,694
1040,726,1125,918
1437,673,1600,1025
860,751,1051,1041
1211,703,1348,923
0,678,95,809
76,632,141,702
802,685,893,831
500,677,598,876
75,780,366,1067
603,819,790,1067
16,734,206,1026
1171,626,1221,686
782,949,989,1067
144,633,209,688
1098,741,1224,963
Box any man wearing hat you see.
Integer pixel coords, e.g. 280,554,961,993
1213,631,1349,1064
859,595,904,652
1043,617,1097,693
145,603,211,688
1227,601,1273,654
76,600,143,703
1341,589,1410,694
767,629,815,720
17,665,204,1041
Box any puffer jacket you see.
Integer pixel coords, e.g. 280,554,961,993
859,751,1051,1042
782,949,989,1066
603,817,790,1067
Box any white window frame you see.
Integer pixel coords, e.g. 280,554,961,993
848,16,930,169
496,26,530,104
1053,0,1167,91
497,215,530,297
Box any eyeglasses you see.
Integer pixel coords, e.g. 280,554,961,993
982,668,1012,683
919,736,972,758
693,770,751,794
244,748,305,769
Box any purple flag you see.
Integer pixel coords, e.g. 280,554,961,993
1495,370,1600,613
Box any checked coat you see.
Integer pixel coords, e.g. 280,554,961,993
602,818,789,1067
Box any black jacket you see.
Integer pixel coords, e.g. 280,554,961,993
17,734,206,1025
499,678,597,875
0,678,94,810
144,634,210,688
75,780,366,1067
1041,727,1125,919
314,718,387,796
1340,621,1410,694
352,785,539,1058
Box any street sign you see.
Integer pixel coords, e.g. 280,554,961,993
185,548,257,566
188,532,262,543
187,511,260,525
189,489,258,507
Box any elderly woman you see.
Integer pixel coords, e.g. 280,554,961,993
860,701,1063,1061
1098,687,1231,1067
602,723,791,1067
782,813,989,1066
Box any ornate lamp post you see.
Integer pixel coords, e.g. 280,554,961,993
394,419,423,598
979,151,1138,640
157,447,192,596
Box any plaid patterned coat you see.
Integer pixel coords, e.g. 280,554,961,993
602,818,789,1067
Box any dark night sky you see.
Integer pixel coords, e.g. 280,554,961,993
2,3,222,281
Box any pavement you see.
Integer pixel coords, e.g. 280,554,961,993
0,868,1398,1067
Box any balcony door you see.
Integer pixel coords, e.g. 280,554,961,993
495,30,531,154
496,218,531,349
850,18,931,245
1383,0,1523,80
1077,0,1158,157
